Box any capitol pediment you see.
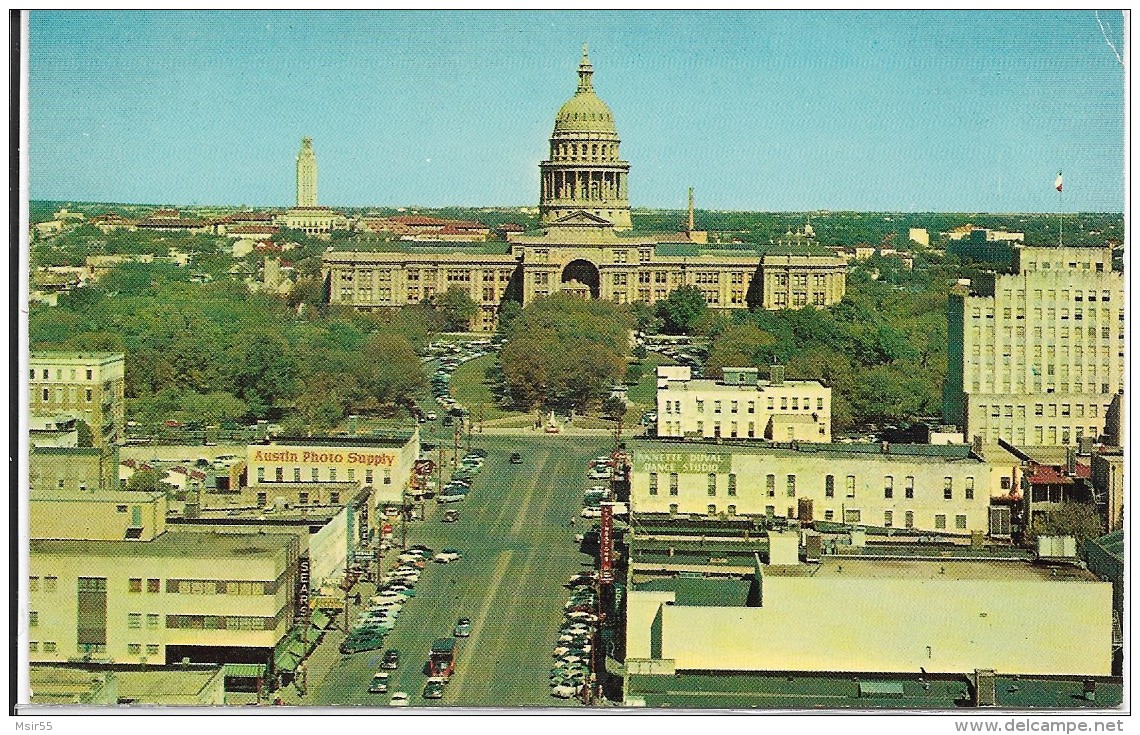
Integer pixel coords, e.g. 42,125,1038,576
549,210,615,228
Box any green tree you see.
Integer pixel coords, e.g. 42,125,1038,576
126,468,163,494
601,396,628,422
75,420,94,448
434,287,479,332
655,285,707,335
1024,502,1104,549
704,324,777,379
228,331,301,416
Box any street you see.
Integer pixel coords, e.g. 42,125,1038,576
306,432,611,707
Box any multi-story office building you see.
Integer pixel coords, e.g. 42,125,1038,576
629,439,1020,536
28,491,301,671
28,352,126,448
321,48,845,331
944,246,1124,447
656,366,831,442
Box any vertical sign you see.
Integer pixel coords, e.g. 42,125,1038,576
599,502,614,583
295,556,311,628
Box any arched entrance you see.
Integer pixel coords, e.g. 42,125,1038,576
560,259,600,299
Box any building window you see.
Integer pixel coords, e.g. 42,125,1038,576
43,642,56,653
147,578,160,593
668,504,678,514
29,577,39,592
956,514,968,530
786,475,796,497
293,468,301,482
844,509,861,524
884,511,893,528
965,477,974,500
766,474,775,497
845,475,855,498
935,514,947,530
383,469,391,485
128,643,142,655
905,477,914,499
128,613,142,629
825,475,834,498
669,473,679,496
275,467,283,482
747,401,755,414
129,578,142,593
311,468,319,482
299,492,309,505
824,510,834,521
943,477,953,500
29,611,38,627
147,644,160,655
147,614,159,629
256,492,267,507
707,504,717,516
727,474,737,497
884,476,893,499
649,473,658,496
905,511,914,529
330,492,340,505
707,473,717,496
256,467,265,483
45,577,57,593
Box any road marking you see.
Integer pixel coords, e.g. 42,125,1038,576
449,548,514,701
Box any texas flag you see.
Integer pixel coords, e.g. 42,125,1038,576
1054,172,1063,192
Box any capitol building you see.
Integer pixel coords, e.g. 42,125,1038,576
322,47,846,331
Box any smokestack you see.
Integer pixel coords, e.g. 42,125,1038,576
688,188,695,232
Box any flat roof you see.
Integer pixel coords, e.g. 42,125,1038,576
764,557,1100,583
256,434,414,448
169,506,345,525
625,672,1122,710
31,530,296,559
631,438,985,464
31,489,164,503
114,667,224,700
660,378,825,391
30,351,124,363
634,576,752,606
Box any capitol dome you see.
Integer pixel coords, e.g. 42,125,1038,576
554,47,617,134
539,45,632,231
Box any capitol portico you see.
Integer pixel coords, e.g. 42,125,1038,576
322,47,846,330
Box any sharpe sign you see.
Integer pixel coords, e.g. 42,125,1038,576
635,451,732,475
251,447,397,468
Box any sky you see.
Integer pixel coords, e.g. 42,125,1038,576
27,10,1127,212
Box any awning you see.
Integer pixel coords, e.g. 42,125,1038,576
224,663,267,678
273,637,307,672
311,610,331,631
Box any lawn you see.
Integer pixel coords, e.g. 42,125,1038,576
449,353,525,422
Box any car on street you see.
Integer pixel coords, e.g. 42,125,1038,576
551,684,578,699
340,631,385,654
381,649,400,669
544,425,561,434
509,452,522,464
441,510,460,523
388,692,410,707
368,672,390,693
422,679,445,699
437,492,466,504
426,412,437,421
580,507,603,518
453,617,472,637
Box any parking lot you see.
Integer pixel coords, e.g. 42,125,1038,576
307,432,611,708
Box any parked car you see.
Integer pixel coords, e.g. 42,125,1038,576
422,679,446,699
453,617,472,637
434,550,461,564
509,452,522,464
381,649,400,670
551,684,578,699
368,672,390,693
580,507,603,518
544,425,560,434
388,692,410,707
442,510,460,523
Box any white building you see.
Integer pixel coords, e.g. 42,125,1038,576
944,246,1124,447
656,366,831,442
629,439,1020,536
295,137,318,208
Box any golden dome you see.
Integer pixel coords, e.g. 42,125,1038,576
553,44,617,135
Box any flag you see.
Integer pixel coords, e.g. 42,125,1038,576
1054,172,1063,192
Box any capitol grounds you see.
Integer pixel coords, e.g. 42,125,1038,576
124,424,613,708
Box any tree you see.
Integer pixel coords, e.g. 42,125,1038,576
1024,502,1104,549
228,331,301,415
126,468,163,494
75,420,94,448
704,324,777,379
602,395,628,422
434,287,479,332
655,285,707,335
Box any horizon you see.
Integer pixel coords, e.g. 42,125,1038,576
27,10,1126,212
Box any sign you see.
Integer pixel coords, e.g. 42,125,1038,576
295,556,311,628
636,451,731,476
599,503,614,584
251,447,397,467
414,459,435,475
310,594,343,610
381,523,393,536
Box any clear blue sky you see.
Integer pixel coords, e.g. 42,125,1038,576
28,10,1126,212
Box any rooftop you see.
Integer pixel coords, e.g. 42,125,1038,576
256,433,415,448
630,438,990,464
31,489,164,504
31,530,296,560
29,351,124,364
633,576,752,606
763,557,1100,584
626,672,1122,710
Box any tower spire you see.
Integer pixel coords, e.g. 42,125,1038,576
577,42,594,93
